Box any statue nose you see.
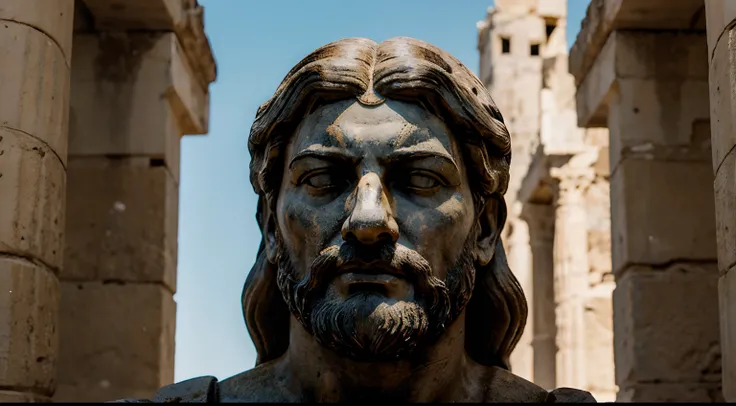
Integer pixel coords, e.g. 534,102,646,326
341,173,399,245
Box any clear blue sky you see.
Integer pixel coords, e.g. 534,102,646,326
175,0,591,382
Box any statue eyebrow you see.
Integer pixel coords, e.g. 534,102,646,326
383,149,458,172
288,148,359,169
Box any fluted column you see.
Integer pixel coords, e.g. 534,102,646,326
0,0,75,401
507,203,534,382
521,203,556,390
550,167,593,390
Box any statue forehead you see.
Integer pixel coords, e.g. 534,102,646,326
288,99,459,158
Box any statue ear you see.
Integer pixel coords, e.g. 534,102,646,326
474,196,506,266
260,200,279,264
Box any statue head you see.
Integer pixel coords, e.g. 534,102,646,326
242,37,526,370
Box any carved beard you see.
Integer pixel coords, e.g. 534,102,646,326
275,239,476,361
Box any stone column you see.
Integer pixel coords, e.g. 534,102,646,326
706,2,736,401
54,3,215,400
573,29,721,401
550,168,592,390
507,214,534,381
521,203,556,390
0,1,74,402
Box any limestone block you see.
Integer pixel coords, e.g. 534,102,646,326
570,0,706,86
608,79,711,170
705,0,736,59
80,0,216,88
714,149,736,273
584,293,615,394
613,264,721,386
0,128,66,270
610,159,716,275
64,157,178,291
536,0,566,19
0,0,75,66
576,31,708,129
709,26,736,173
0,390,51,402
54,281,175,402
719,265,736,401
68,32,207,174
617,382,723,402
0,21,71,164
0,258,59,394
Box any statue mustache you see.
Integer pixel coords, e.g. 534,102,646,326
291,243,451,321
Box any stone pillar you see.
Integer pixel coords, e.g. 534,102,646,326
0,1,74,402
507,215,534,381
521,203,556,390
574,30,721,401
705,2,736,401
54,20,212,400
550,168,592,390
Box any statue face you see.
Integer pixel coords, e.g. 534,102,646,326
270,99,483,360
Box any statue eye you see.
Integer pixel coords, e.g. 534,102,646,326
406,172,441,190
303,172,341,190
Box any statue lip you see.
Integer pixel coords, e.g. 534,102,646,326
335,261,408,281
333,262,412,299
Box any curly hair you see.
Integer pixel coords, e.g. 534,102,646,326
242,37,527,370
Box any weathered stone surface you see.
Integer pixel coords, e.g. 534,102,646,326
614,264,721,387
617,382,723,402
55,281,176,402
80,0,216,88
584,288,615,396
0,0,74,66
0,21,71,164
0,390,51,402
610,159,717,275
708,26,736,175
68,32,206,178
0,258,59,394
719,265,736,401
705,0,736,59
714,149,736,274
576,30,709,130
607,78,711,171
570,0,706,86
63,157,178,291
0,128,66,271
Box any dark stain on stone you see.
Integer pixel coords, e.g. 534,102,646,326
32,146,46,158
94,32,160,83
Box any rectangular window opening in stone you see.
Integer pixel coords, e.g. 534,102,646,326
530,43,540,56
501,37,510,54
545,21,557,41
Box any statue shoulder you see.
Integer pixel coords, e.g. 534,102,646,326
548,387,597,403
108,376,219,403
481,367,596,403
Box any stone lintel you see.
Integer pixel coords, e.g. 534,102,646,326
517,146,575,206
569,0,706,87
575,30,709,144
69,32,206,182
80,0,216,91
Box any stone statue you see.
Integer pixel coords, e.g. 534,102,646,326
114,37,595,403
